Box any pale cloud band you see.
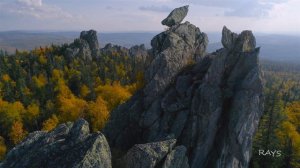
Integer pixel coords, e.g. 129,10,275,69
176,0,287,17
0,0,298,34
0,0,73,20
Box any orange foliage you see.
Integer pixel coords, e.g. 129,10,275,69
38,55,47,64
42,115,59,131
88,97,109,131
1,74,11,82
276,102,300,167
0,99,25,132
95,82,132,111
0,136,6,160
32,74,47,88
25,103,40,122
9,121,27,145
80,84,90,98
55,71,88,122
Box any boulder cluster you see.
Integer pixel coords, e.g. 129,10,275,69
0,5,263,168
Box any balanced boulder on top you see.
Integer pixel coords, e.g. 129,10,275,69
162,5,189,27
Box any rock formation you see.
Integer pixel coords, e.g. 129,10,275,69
1,5,263,168
162,5,189,27
145,18,208,105
120,139,176,168
80,30,100,57
0,119,112,168
129,44,150,64
66,30,100,60
100,43,151,73
103,5,263,168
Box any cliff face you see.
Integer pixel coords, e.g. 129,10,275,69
0,5,263,168
103,5,263,168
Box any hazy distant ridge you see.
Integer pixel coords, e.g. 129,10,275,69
0,31,299,62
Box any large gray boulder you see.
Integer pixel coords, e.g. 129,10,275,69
0,119,112,168
120,139,176,168
162,5,189,27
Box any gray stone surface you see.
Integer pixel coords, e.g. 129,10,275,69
120,139,176,168
162,6,189,27
80,30,100,57
221,26,238,50
145,21,208,106
104,24,263,168
162,146,190,168
0,119,112,168
65,29,100,60
3,6,264,168
101,43,129,57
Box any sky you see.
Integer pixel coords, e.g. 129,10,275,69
0,0,299,35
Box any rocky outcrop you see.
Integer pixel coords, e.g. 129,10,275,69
163,146,189,168
145,19,208,105
1,5,263,168
101,43,129,57
129,44,150,63
66,30,100,60
162,5,189,27
0,119,112,168
103,5,263,168
101,43,150,62
120,139,176,168
80,30,100,57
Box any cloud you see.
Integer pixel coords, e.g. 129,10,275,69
17,0,42,7
224,1,272,17
0,0,73,20
139,5,172,13
176,0,287,17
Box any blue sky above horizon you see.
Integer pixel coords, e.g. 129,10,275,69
0,0,299,35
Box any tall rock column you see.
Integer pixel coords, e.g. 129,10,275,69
103,6,263,168
80,30,100,57
144,5,208,106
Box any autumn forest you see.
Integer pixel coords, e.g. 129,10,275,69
0,44,299,167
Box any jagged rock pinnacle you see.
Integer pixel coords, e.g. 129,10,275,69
80,30,100,57
1,6,263,168
162,5,189,27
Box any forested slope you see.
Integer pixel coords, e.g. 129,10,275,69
251,60,300,168
0,33,146,158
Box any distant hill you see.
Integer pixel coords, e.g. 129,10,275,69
0,31,156,53
0,31,299,62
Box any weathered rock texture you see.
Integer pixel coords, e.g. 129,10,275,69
66,30,100,60
1,5,263,168
145,21,208,105
80,30,100,57
120,139,176,168
0,119,112,168
103,6,263,168
162,5,189,27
